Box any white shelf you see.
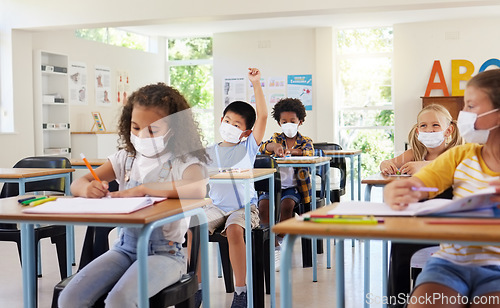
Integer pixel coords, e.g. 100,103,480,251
33,50,71,158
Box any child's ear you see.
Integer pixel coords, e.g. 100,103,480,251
240,130,252,139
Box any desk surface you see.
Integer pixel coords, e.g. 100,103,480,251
323,149,362,156
272,203,500,243
275,157,331,164
361,173,409,185
0,168,75,179
209,168,276,179
70,158,108,166
0,196,210,225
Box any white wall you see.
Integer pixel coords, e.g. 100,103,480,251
393,16,500,155
0,30,166,167
213,28,335,143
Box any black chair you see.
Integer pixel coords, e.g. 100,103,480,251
52,219,202,308
209,154,281,308
313,143,347,203
0,156,70,281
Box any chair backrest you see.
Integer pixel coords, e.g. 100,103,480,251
253,154,282,222
313,144,347,197
0,156,71,198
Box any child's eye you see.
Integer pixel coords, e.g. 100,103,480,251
233,124,240,128
419,124,427,128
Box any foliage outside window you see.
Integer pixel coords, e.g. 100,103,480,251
337,28,394,179
167,38,214,145
75,28,149,51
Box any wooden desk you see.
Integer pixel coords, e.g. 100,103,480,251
276,157,332,279
323,150,362,201
0,196,211,308
70,158,107,169
274,204,500,308
0,168,74,195
209,168,276,308
362,173,409,201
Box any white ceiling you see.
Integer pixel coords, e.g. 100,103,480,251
120,4,500,37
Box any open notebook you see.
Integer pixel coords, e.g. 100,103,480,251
22,197,165,214
328,188,498,217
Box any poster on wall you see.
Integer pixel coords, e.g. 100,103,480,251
69,62,88,105
267,76,286,105
287,74,312,110
223,77,246,107
95,65,112,106
116,70,130,105
248,77,266,106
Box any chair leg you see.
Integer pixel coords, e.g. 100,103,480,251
216,244,223,278
301,237,312,268
264,236,271,295
252,229,265,308
51,233,68,279
217,239,235,293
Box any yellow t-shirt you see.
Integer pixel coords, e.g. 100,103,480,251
414,143,500,266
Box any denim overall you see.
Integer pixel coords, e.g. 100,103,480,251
112,155,185,263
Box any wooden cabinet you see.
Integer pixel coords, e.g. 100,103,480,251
421,96,464,120
33,51,71,157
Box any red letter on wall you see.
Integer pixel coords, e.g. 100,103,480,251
424,60,450,96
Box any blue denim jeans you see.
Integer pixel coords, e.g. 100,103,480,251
58,227,186,308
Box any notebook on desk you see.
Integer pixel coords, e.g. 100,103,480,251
328,188,499,217
22,197,165,214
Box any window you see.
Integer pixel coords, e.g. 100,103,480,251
75,28,150,52
337,28,394,178
167,38,214,145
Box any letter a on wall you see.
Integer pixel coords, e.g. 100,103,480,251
424,60,450,96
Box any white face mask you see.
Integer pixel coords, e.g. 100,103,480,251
130,130,171,157
457,109,499,144
219,121,243,143
281,123,299,138
417,131,446,149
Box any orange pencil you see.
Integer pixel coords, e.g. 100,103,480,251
80,153,102,183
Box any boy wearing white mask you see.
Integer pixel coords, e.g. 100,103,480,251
258,98,314,270
196,68,267,308
380,104,463,176
384,69,500,308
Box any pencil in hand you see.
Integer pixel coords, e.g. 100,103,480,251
80,153,102,183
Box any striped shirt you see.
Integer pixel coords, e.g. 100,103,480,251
259,132,314,204
414,143,500,266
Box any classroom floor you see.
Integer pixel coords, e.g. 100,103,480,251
0,227,387,308
0,185,387,308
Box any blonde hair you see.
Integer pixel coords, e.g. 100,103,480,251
408,104,464,161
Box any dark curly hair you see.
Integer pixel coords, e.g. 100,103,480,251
271,98,307,124
118,83,208,163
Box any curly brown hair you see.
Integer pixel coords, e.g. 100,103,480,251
118,83,208,163
271,98,307,124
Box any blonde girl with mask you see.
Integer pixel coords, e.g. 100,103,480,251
384,69,500,308
380,104,463,176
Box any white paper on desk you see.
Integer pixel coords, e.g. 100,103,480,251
22,197,165,214
328,188,497,217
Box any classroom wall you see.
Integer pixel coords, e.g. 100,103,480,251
393,16,500,155
0,30,166,167
213,28,335,143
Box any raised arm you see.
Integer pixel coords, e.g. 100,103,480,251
248,67,268,145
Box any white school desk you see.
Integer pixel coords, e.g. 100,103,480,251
0,168,76,274
209,168,276,308
273,203,500,308
0,196,211,308
275,156,331,280
322,150,362,201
